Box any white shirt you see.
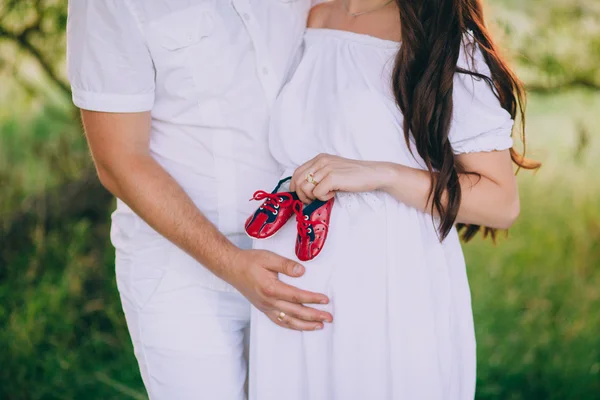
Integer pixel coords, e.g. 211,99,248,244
67,0,313,291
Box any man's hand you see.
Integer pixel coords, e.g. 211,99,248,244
81,110,332,331
225,249,333,331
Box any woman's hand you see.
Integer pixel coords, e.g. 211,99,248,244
290,154,391,204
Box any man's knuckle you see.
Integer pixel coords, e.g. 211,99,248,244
259,299,272,310
288,321,300,330
293,312,304,321
297,310,310,320
284,261,295,272
307,313,318,322
262,282,277,297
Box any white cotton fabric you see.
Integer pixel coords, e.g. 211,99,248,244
68,1,315,399
250,28,514,400
67,0,314,292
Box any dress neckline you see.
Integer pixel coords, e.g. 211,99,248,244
306,28,401,49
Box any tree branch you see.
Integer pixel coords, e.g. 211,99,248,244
0,24,70,96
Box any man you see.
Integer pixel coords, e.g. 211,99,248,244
66,1,333,398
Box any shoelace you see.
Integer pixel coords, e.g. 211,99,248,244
292,200,311,238
292,200,330,239
250,191,294,215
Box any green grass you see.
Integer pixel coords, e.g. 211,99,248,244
467,181,600,399
465,90,600,399
0,218,145,400
0,90,599,399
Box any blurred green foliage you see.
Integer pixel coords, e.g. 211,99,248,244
1,0,599,399
468,90,600,399
493,0,600,90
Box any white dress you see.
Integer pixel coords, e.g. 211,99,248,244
250,28,514,400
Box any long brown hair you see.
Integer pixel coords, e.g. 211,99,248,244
392,0,540,241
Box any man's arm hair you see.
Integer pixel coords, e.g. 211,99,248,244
80,110,333,331
81,110,238,277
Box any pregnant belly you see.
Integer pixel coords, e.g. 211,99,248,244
252,199,390,296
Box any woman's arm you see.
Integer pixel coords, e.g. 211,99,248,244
379,150,519,229
291,150,519,230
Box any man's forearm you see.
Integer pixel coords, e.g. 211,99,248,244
98,153,239,279
80,110,331,331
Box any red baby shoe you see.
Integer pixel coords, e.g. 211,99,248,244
293,198,334,262
245,177,299,239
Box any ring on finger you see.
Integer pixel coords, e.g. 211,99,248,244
277,311,286,322
305,172,318,186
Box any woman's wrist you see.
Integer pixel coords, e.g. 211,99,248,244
373,161,436,212
372,161,403,192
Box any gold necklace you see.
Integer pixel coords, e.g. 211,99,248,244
341,0,394,17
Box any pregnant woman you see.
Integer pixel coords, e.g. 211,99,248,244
249,0,538,399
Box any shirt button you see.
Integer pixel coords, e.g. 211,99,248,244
262,67,269,75
243,13,251,21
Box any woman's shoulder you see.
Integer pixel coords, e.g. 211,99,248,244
308,1,335,28
456,31,491,76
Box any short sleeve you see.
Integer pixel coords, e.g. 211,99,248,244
67,0,155,112
449,33,514,154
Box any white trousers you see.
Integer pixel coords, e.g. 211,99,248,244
115,236,251,400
